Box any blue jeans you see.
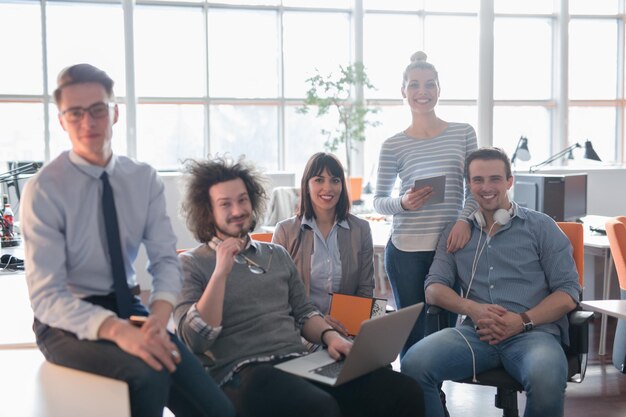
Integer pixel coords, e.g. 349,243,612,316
384,242,435,357
401,326,568,417
34,319,234,417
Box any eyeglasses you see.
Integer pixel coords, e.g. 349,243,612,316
209,237,273,275
234,245,273,274
60,102,113,123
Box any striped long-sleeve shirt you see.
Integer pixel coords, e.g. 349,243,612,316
373,122,478,252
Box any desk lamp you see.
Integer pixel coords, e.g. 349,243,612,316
511,136,531,164
529,140,601,173
0,162,42,201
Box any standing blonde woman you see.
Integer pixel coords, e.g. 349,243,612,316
374,51,478,357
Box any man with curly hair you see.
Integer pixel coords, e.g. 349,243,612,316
174,155,426,417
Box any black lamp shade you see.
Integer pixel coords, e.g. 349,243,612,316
583,140,602,161
512,136,531,163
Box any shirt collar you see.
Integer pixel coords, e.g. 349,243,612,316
469,201,523,229
248,238,262,253
510,201,524,219
69,150,117,179
210,234,260,254
301,216,350,231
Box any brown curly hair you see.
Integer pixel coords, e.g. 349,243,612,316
180,156,268,243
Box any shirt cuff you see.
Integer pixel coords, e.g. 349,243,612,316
149,291,178,308
298,311,323,329
86,309,117,341
186,303,222,341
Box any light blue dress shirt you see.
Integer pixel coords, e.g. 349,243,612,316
20,151,181,340
302,217,349,314
426,203,581,345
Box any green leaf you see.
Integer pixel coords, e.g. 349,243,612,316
299,63,380,175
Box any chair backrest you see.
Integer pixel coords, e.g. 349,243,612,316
263,186,300,227
605,217,626,291
250,232,273,243
557,222,584,287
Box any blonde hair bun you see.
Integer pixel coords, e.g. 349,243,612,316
410,51,428,63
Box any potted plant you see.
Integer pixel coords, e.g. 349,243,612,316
297,62,379,202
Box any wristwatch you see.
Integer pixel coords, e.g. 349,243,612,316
520,312,534,332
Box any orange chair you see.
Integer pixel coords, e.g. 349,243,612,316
557,222,585,289
604,216,626,373
250,232,273,243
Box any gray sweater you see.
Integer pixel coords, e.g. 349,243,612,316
174,241,320,384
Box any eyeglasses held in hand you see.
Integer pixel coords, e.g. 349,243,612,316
60,102,113,123
234,246,273,275
209,237,274,275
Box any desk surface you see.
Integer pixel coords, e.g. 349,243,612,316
581,300,626,320
0,243,34,347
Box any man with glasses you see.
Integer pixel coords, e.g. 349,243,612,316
174,156,425,417
20,64,234,417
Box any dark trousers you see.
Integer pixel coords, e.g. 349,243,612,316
385,242,436,358
33,295,234,417
222,363,425,417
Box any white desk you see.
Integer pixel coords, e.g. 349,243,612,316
0,244,35,348
580,216,614,356
581,300,626,321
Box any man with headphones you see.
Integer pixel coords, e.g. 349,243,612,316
401,147,581,417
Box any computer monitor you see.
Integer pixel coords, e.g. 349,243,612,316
513,173,587,222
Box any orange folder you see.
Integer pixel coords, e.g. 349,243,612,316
328,293,376,336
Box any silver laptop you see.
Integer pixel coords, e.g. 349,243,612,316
275,303,423,386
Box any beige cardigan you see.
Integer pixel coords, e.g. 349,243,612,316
272,214,375,298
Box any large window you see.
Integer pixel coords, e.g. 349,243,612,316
1,0,625,179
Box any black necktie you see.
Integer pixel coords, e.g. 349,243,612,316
101,171,133,318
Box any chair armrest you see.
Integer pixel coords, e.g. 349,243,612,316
566,310,594,355
425,305,451,336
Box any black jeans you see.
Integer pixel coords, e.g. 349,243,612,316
33,297,234,417
222,362,425,417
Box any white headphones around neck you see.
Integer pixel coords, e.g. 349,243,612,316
473,206,514,228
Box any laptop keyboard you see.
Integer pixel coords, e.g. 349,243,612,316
311,360,345,378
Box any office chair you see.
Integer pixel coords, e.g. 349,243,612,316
425,222,593,417
263,186,300,227
604,216,626,373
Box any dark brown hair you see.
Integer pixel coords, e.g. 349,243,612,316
465,147,513,182
298,152,350,222
54,63,115,106
180,156,267,243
